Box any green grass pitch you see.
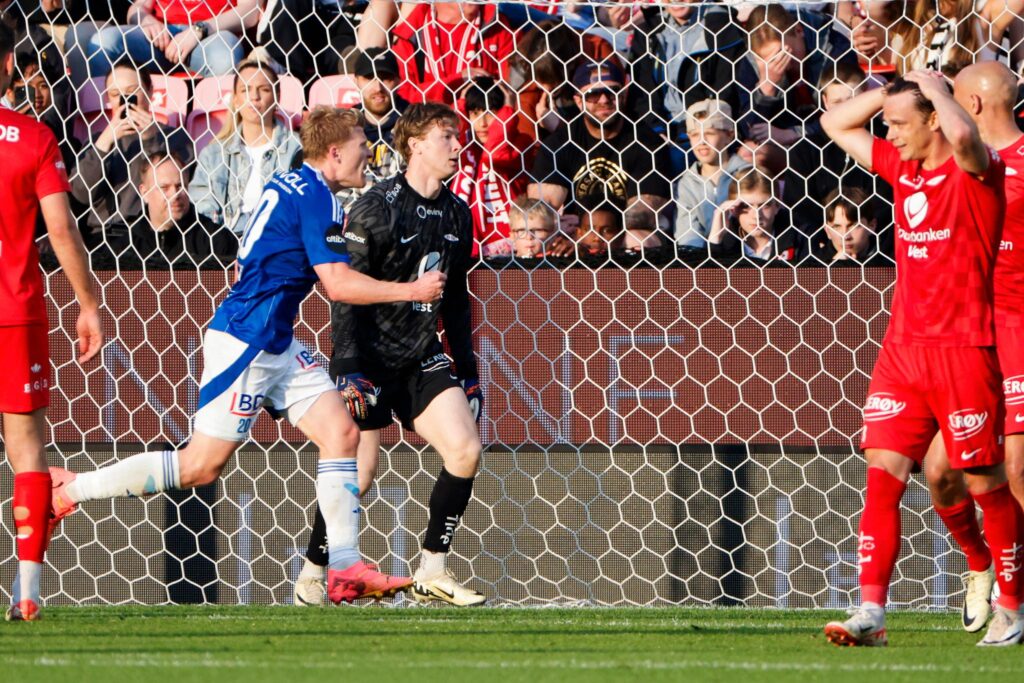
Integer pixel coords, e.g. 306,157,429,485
1,606,1020,682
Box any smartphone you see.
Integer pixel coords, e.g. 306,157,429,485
11,84,34,112
120,93,138,117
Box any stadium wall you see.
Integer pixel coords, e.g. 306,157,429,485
2,267,968,607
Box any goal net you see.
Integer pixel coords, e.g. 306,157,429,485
0,0,1002,608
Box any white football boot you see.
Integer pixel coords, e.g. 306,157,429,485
824,605,888,647
962,566,995,633
411,568,486,606
977,606,1024,647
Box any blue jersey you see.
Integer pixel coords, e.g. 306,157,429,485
210,164,350,354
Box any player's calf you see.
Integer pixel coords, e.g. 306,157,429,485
1006,435,1024,511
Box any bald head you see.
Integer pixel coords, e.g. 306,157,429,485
955,61,1018,114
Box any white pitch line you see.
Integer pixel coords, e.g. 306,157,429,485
5,655,1023,675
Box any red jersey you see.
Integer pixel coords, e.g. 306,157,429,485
392,4,515,104
994,135,1024,329
157,0,234,25
0,109,70,326
871,138,1004,347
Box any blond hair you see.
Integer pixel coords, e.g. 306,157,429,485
508,195,558,231
300,107,365,160
392,103,460,162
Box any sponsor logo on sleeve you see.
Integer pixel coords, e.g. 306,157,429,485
324,223,348,255
948,409,989,441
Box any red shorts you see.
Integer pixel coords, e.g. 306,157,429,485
0,324,50,413
861,343,1003,469
998,326,1024,435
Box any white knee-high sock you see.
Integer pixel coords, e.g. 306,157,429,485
316,458,360,570
67,450,181,503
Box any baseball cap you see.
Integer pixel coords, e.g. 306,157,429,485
354,48,400,80
685,99,735,134
572,61,626,91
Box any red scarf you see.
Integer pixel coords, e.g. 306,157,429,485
451,144,513,257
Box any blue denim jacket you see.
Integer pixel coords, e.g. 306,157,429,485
189,121,301,232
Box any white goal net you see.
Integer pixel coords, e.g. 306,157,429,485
0,0,1011,607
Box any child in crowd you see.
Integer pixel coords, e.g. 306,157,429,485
812,187,886,264
575,193,623,256
675,99,750,249
708,168,807,264
452,77,534,257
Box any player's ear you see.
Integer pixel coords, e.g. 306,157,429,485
969,93,983,116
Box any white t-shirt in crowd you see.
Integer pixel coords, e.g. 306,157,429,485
242,141,275,214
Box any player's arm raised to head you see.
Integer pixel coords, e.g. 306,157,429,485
315,262,445,305
40,193,103,363
820,87,885,169
904,70,989,176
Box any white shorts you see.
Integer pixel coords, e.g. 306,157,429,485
193,329,335,442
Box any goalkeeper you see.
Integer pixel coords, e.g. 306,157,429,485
47,108,446,604
295,103,486,607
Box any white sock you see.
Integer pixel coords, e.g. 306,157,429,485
418,549,446,578
299,557,325,579
15,561,41,605
316,458,360,570
67,450,180,503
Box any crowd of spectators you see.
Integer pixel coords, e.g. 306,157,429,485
3,0,1024,269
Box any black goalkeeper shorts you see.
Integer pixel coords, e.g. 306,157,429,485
359,353,461,431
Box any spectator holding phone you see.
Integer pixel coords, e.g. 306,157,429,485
71,58,194,242
3,47,75,166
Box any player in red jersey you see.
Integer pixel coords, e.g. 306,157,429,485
820,70,1024,647
0,22,103,621
914,61,1024,639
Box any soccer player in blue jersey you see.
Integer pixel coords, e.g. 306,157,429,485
47,108,446,603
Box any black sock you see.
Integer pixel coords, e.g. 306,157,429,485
306,503,329,567
422,468,475,553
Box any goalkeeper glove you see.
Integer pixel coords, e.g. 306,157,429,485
463,378,482,423
337,372,377,421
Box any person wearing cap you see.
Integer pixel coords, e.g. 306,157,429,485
336,47,408,209
674,99,750,249
529,60,671,217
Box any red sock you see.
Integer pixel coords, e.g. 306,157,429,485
858,467,907,606
974,484,1024,612
13,471,52,563
935,496,992,572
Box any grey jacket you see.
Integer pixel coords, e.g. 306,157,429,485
674,152,750,248
189,122,301,233
71,124,194,236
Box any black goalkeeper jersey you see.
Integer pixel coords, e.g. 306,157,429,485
329,173,478,381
